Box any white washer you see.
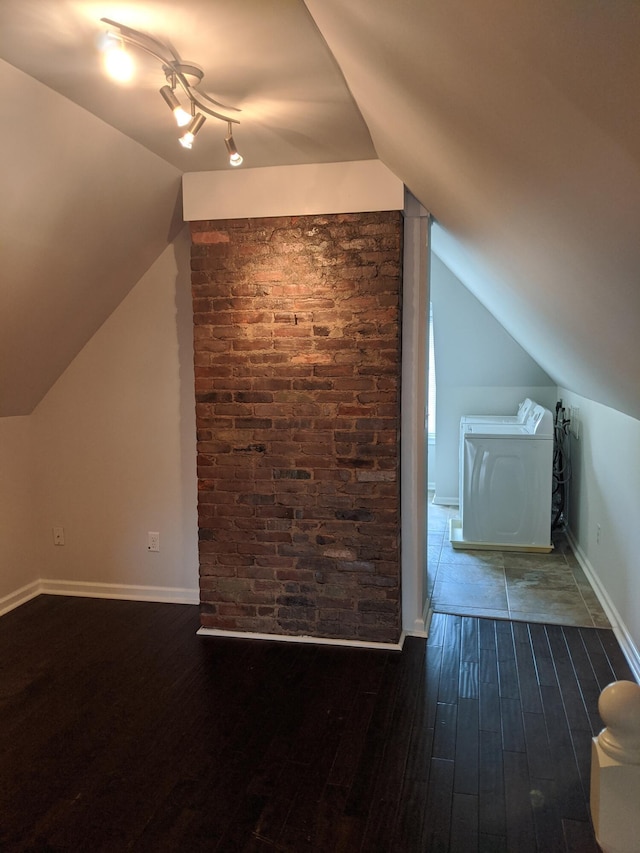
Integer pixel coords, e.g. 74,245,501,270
459,397,536,428
450,403,554,552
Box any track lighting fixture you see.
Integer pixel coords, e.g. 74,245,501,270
99,18,242,163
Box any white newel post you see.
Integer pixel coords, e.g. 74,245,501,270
590,680,640,853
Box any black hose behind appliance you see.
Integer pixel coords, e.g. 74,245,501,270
552,400,572,529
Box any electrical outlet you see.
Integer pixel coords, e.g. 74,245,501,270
148,532,160,552
596,523,601,545
53,527,65,546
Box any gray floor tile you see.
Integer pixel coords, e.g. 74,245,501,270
434,579,508,610
568,562,591,584
501,552,569,570
433,604,511,620
504,565,578,591
427,501,609,628
438,547,505,568
506,586,592,615
590,611,612,628
579,587,609,620
437,562,505,585
428,544,442,565
427,507,451,533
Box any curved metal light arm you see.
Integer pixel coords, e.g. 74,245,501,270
101,18,179,66
100,18,241,125
188,88,240,124
191,86,241,115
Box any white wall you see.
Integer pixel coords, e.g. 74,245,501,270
0,417,37,607
29,230,199,600
430,254,556,503
560,389,640,673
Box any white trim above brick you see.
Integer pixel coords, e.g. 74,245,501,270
182,160,404,221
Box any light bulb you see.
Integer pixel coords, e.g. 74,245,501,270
159,86,192,127
103,38,134,83
178,114,206,149
173,106,192,127
225,128,243,167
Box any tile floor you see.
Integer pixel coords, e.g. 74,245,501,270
428,496,610,628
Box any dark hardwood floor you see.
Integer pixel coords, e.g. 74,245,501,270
0,595,634,852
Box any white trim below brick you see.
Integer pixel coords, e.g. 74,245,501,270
197,626,406,652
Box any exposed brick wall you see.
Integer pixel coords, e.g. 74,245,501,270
190,211,402,643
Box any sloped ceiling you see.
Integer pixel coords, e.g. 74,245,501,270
0,58,182,416
305,0,640,421
1,0,639,420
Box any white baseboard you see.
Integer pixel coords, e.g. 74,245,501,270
566,528,640,682
0,580,41,618
197,626,406,651
40,579,200,605
0,579,199,617
405,596,432,638
432,494,458,507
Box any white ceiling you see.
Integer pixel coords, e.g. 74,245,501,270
305,0,640,420
1,0,639,419
0,0,375,172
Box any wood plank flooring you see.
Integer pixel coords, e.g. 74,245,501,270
0,595,634,852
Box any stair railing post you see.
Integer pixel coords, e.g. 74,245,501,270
591,680,640,853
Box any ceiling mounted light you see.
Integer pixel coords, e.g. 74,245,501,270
159,85,192,127
99,18,242,162
102,34,135,83
225,123,243,167
179,113,206,149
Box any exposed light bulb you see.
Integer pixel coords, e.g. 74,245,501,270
179,113,206,149
225,127,243,167
159,85,192,127
173,106,192,127
102,37,134,83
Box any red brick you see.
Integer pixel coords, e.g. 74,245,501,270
191,211,401,643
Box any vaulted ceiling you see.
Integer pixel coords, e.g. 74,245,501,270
1,0,639,419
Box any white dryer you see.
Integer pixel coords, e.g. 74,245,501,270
450,403,554,552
